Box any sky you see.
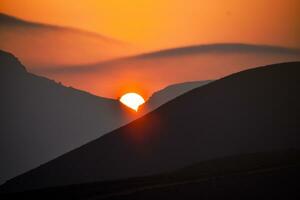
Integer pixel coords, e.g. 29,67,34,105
1,0,300,51
1,0,300,99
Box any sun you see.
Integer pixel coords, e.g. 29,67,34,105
120,93,145,111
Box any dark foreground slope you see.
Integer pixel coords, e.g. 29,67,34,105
2,150,300,199
2,62,300,192
0,50,131,183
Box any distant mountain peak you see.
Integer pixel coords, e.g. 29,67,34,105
142,80,212,111
0,50,26,74
0,13,19,23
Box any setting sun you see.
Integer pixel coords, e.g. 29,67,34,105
120,93,145,111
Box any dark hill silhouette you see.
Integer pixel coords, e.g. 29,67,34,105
2,62,300,192
0,50,26,73
0,50,210,184
0,50,132,184
2,150,300,199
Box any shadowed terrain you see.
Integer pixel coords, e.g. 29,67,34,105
0,50,132,184
1,148,299,199
2,62,299,192
0,50,210,184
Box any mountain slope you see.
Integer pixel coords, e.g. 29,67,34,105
0,13,138,68
0,50,133,184
39,43,300,98
3,62,300,192
0,50,211,184
2,150,300,199
142,80,211,111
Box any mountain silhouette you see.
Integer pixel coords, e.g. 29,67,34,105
2,62,299,192
142,80,211,112
0,50,211,184
0,50,133,184
0,13,138,68
39,43,300,97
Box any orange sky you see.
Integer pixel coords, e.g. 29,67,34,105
1,0,299,51
1,0,300,100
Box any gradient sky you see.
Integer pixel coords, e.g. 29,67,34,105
1,0,299,51
1,0,300,99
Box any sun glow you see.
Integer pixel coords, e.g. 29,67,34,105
120,93,145,111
